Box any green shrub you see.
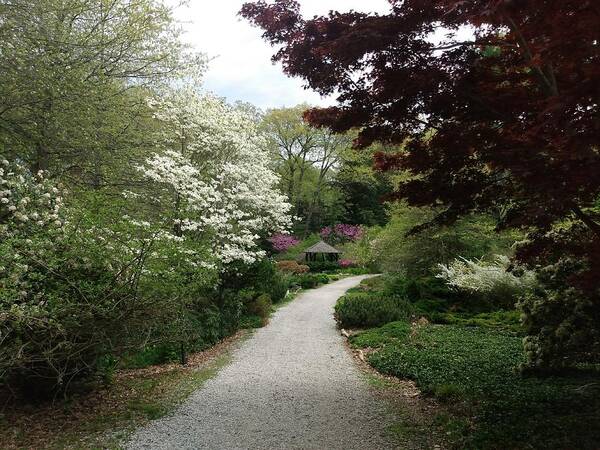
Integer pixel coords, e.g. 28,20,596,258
306,261,340,273
221,259,291,304
378,274,517,317
519,270,600,372
123,296,243,370
215,294,243,338
352,275,386,292
269,271,291,303
291,273,329,289
317,273,330,285
383,275,451,301
239,315,264,329
344,267,372,275
335,293,414,328
299,275,318,289
234,288,258,305
125,344,182,368
430,310,522,333
246,294,272,322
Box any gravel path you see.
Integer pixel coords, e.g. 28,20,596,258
127,275,397,450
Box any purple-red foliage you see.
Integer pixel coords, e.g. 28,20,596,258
268,233,300,252
241,0,600,297
321,224,363,243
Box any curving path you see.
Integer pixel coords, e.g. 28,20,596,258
127,275,397,450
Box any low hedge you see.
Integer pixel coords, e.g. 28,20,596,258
335,292,413,328
290,273,330,289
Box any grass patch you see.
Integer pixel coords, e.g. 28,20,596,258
386,421,417,440
351,322,600,449
350,321,412,348
276,234,321,261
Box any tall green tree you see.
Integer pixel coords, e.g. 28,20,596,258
333,144,393,227
261,105,353,234
0,0,201,186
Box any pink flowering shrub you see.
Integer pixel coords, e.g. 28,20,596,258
339,259,356,268
320,224,364,244
269,233,300,252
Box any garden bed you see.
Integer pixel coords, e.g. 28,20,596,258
338,277,600,449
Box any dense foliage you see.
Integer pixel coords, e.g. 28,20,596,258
352,322,600,449
335,292,412,329
261,106,395,235
0,0,295,397
355,204,518,278
0,161,219,395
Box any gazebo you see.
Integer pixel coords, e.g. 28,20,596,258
301,240,342,262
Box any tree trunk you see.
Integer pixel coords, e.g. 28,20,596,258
33,142,50,173
33,97,52,173
304,174,325,238
573,207,600,240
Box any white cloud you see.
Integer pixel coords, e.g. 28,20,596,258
168,0,390,110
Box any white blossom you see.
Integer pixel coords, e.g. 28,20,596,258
142,87,292,265
437,255,537,294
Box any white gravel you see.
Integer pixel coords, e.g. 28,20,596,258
126,275,397,450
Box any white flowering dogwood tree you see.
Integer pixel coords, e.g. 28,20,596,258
143,84,292,265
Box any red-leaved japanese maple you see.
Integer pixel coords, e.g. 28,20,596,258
241,1,600,368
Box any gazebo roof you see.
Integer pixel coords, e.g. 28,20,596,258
303,240,342,254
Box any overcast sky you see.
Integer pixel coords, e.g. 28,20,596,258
168,1,391,110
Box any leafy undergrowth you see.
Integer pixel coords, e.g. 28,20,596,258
428,310,522,333
350,322,600,449
0,332,247,450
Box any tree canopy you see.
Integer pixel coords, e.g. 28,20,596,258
241,0,600,368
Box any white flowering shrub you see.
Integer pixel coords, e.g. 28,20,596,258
0,159,63,233
143,88,292,265
0,161,219,396
0,160,65,302
0,86,294,396
437,255,537,308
